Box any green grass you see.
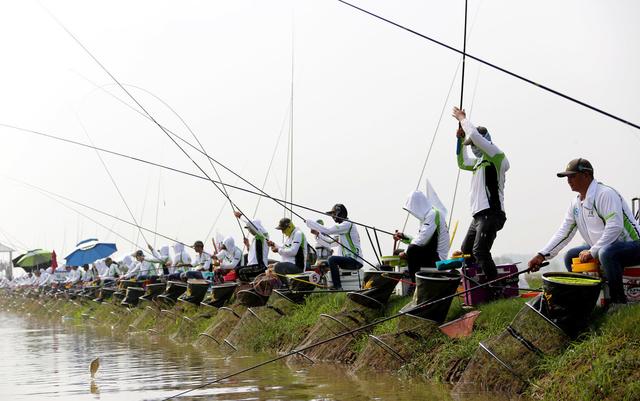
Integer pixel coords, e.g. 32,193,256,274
531,303,640,401
244,292,350,352
400,297,527,382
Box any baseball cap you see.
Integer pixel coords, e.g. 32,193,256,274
557,158,594,177
275,217,292,231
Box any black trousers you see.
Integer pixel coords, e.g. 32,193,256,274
406,243,440,282
460,210,506,280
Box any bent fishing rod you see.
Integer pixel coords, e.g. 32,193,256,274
161,263,545,401
77,78,392,265
0,124,393,270
40,4,248,243
0,122,395,238
3,175,190,250
48,12,376,269
27,181,152,254
338,0,640,131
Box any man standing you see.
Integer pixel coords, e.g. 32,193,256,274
452,106,510,288
528,158,640,307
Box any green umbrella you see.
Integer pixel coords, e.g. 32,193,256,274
13,249,52,272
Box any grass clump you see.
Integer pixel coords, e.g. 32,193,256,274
244,292,349,352
401,297,527,383
531,303,640,401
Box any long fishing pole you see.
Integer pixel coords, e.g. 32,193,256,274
338,0,640,131
71,74,387,264
27,181,151,254
76,115,152,246
96,81,247,243
0,122,396,237
401,0,482,234
448,0,469,229
161,263,544,401
2,175,189,249
40,4,249,244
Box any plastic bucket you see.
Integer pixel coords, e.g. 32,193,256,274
542,272,602,337
347,271,403,310
399,269,461,323
179,280,210,305
202,282,238,308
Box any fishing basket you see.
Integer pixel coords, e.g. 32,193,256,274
399,269,461,324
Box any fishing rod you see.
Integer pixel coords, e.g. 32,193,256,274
76,115,152,247
0,122,396,238
401,0,482,234
2,175,190,250
161,263,545,401
337,0,640,131
40,5,249,244
26,181,151,254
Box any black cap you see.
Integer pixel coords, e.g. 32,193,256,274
557,158,594,177
193,240,204,248
276,217,292,231
326,203,348,217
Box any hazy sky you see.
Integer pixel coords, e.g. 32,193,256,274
0,0,638,264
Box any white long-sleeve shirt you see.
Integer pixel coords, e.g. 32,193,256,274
192,252,212,271
101,263,121,279
457,118,510,216
407,208,450,261
124,260,158,279
540,180,640,259
275,227,307,267
215,248,242,270
66,268,82,284
306,220,361,260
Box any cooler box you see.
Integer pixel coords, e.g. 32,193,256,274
623,266,640,303
462,263,519,306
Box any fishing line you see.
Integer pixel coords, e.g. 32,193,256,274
75,76,396,248
105,82,247,242
40,4,248,242
448,0,469,230
161,264,542,400
337,0,640,131
2,175,189,249
153,171,161,249
253,102,290,218
448,65,481,230
25,181,150,253
0,122,396,236
401,0,483,234
76,109,151,246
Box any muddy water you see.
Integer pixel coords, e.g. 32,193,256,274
0,312,459,401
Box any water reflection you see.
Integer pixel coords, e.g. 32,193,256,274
0,312,456,401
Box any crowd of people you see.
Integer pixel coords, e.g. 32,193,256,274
2,107,639,309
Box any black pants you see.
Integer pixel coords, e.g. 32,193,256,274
237,264,267,283
406,244,440,282
461,210,506,280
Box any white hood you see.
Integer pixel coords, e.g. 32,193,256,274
173,242,184,254
425,179,448,221
159,246,170,258
223,236,235,250
404,191,432,221
247,219,268,236
122,255,134,269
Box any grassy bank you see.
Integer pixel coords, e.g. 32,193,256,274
2,290,638,400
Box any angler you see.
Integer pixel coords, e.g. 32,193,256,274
453,106,509,299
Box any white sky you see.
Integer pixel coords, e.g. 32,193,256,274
0,0,638,264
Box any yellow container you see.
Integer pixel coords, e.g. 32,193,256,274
571,262,599,273
381,255,407,267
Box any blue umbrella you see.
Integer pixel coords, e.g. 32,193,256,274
65,238,117,266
